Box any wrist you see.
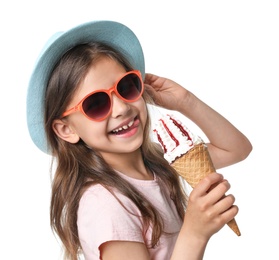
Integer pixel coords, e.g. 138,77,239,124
177,91,198,117
171,223,209,260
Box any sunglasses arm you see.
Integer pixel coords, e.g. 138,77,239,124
62,106,79,118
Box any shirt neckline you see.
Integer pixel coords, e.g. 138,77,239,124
115,170,158,186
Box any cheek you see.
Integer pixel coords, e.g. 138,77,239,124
70,116,107,142
139,99,148,122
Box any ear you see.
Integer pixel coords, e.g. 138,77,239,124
52,119,80,144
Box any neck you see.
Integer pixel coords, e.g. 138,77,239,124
101,150,153,180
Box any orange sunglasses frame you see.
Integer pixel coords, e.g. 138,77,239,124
61,70,144,122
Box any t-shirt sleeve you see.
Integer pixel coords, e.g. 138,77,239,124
77,185,144,259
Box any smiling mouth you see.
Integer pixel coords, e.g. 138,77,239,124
111,117,136,134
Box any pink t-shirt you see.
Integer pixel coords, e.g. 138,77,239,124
77,172,183,260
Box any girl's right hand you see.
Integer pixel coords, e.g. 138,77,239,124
171,172,238,259
183,172,238,240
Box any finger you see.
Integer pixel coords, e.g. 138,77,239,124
144,85,163,106
214,194,236,214
219,204,239,225
193,172,224,197
144,84,156,94
144,73,158,85
207,179,231,202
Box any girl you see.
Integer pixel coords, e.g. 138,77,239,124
27,21,252,260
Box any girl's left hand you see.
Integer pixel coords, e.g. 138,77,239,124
144,73,189,111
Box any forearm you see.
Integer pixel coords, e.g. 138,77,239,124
177,91,252,168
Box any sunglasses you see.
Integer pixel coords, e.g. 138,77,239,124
62,70,144,121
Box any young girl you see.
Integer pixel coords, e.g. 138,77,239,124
27,20,252,260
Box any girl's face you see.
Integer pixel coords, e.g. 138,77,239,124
61,57,147,160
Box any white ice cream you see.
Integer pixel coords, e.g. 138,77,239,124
153,114,202,163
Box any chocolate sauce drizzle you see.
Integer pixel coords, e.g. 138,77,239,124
154,115,193,153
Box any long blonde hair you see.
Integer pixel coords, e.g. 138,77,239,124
45,42,187,259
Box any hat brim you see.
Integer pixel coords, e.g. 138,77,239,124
26,20,145,154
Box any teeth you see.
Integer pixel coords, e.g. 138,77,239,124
112,119,134,133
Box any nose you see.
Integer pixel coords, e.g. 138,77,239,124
110,93,130,118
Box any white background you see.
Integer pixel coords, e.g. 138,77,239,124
1,0,278,259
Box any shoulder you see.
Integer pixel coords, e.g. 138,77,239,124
78,184,139,215
77,184,143,232
77,184,144,254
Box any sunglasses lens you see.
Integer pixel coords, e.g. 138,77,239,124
82,92,110,120
117,73,142,101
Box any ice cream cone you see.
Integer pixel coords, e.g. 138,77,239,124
171,142,241,236
153,113,241,236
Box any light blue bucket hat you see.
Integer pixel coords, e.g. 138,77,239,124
26,20,145,154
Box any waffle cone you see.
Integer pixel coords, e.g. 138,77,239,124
171,143,241,236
